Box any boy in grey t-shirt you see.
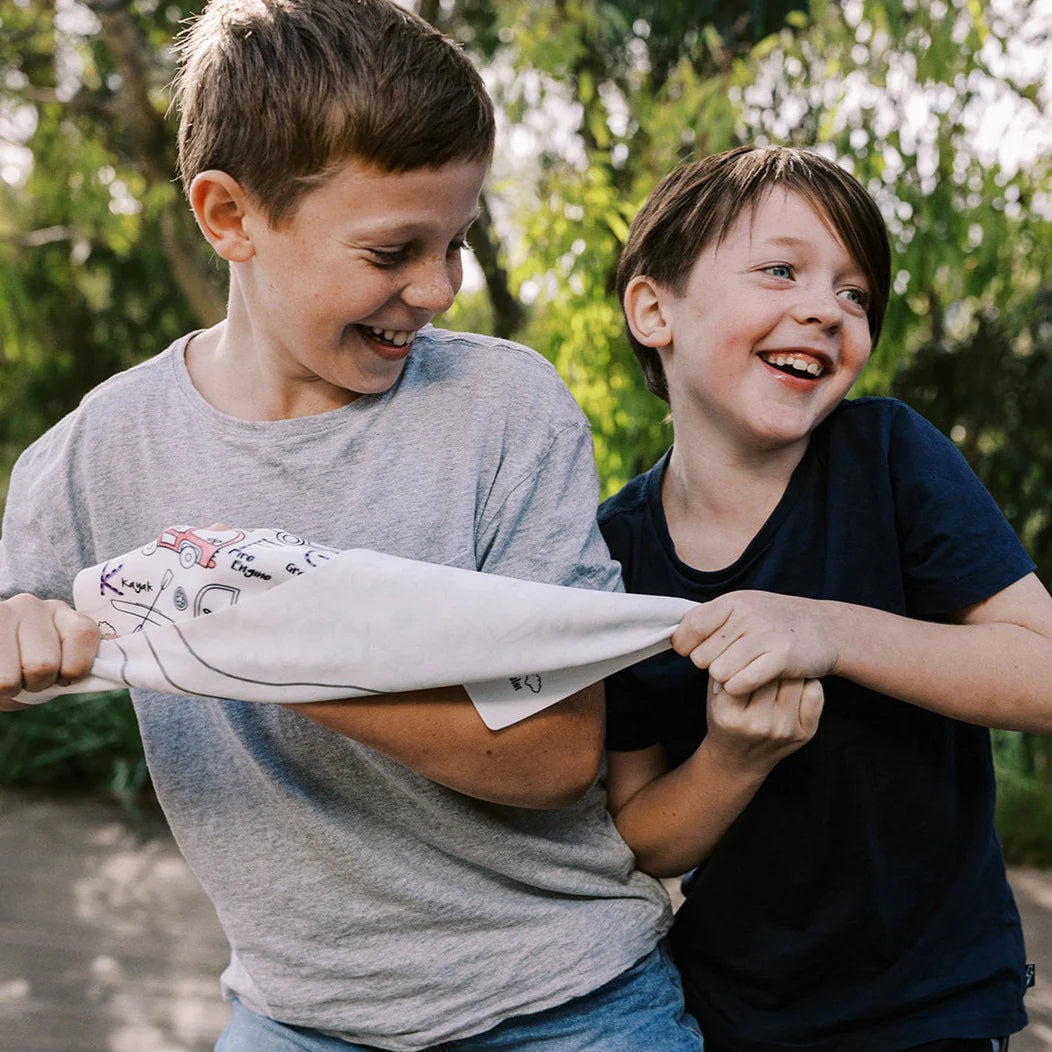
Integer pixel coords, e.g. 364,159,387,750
0,1,695,1049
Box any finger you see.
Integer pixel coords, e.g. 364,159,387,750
716,651,789,698
681,619,757,678
53,605,102,683
0,604,24,697
670,601,734,657
798,679,825,736
710,679,793,741
707,632,780,691
0,698,33,712
15,608,63,694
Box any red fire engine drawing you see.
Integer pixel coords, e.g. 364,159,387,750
142,526,247,570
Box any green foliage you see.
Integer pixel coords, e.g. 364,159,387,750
891,289,1052,585
0,0,220,501
465,0,1051,494
995,775,1052,868
994,727,1052,866
0,691,149,806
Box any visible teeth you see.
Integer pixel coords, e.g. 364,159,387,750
369,327,414,347
762,352,823,376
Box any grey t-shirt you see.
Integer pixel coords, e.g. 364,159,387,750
0,327,670,1050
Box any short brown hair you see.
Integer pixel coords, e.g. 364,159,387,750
617,145,892,402
172,0,495,226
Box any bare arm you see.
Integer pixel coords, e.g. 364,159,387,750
672,573,1052,734
606,678,823,877
0,591,603,808
286,681,604,810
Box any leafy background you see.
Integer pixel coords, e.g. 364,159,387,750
1,0,1050,860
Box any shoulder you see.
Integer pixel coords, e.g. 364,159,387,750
412,327,569,384
408,327,586,421
816,396,960,474
825,395,935,441
598,468,654,532
818,396,993,512
829,396,958,450
598,459,667,574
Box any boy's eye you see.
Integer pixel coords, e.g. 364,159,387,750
764,263,793,279
369,239,471,267
839,287,869,308
369,247,409,267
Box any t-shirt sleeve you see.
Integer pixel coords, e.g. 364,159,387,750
598,484,669,752
889,403,1035,617
474,401,621,594
0,424,88,603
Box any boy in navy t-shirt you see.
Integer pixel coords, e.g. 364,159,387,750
601,144,1052,1052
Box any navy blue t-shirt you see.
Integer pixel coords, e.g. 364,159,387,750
600,398,1033,1052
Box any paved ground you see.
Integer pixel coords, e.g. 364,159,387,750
1,786,1050,1052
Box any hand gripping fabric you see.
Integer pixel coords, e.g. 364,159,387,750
17,526,695,729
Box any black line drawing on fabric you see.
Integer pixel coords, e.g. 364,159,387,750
145,625,382,697
97,621,117,638
305,550,334,567
509,674,543,694
230,532,339,561
173,586,188,612
131,569,173,632
99,562,124,597
194,584,242,617
110,599,175,631
142,527,247,569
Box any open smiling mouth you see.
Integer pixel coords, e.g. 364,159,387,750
357,325,417,350
759,352,825,378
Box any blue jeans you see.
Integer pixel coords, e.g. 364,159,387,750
215,941,702,1051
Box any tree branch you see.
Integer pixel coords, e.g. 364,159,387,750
471,193,525,340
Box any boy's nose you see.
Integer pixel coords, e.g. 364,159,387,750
792,284,843,331
403,258,460,314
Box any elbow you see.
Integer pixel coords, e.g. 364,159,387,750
531,741,603,810
631,850,694,881
622,839,702,880
498,683,605,809
612,813,709,879
517,732,603,810
547,753,603,808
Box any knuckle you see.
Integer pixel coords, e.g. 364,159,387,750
0,594,32,621
67,617,102,646
20,657,56,684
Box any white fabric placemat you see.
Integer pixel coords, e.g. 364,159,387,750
17,527,695,729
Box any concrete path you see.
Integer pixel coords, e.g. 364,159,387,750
0,789,229,1052
1,786,1050,1051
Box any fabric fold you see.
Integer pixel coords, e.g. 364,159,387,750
18,527,695,729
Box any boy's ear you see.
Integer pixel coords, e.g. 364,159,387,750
623,275,673,349
188,170,256,263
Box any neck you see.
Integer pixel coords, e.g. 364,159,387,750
185,299,357,422
662,418,809,572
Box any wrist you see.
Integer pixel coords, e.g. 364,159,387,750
815,598,846,678
693,734,778,787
